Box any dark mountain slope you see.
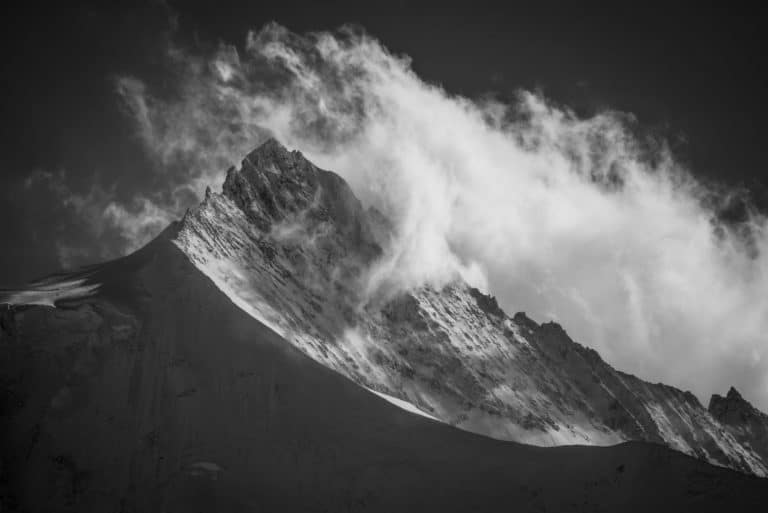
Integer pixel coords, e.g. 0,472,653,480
1,229,767,512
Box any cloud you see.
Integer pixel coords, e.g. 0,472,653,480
21,169,176,268
102,197,176,252
115,23,768,409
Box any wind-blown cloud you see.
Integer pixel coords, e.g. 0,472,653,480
115,22,768,409
21,169,176,268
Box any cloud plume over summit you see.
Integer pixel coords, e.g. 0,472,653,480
116,22,768,409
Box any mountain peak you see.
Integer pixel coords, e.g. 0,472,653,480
709,386,747,408
708,386,768,463
213,138,382,258
708,386,767,425
221,137,322,229
239,137,309,179
727,386,743,401
256,136,284,150
245,137,292,163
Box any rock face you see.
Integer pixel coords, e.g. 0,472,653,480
222,138,380,257
175,138,768,476
2,226,767,512
709,387,768,466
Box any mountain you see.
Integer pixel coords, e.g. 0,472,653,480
709,387,768,466
1,215,767,513
1,138,767,511
176,138,768,475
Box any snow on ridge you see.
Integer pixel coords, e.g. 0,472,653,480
0,277,100,307
366,387,440,421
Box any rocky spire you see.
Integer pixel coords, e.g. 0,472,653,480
220,137,382,258
708,386,766,426
708,386,768,464
243,137,294,166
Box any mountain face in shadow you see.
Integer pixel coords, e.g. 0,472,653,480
1,139,767,511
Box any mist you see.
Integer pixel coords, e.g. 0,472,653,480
116,23,768,409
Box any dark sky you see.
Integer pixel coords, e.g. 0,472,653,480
1,2,766,285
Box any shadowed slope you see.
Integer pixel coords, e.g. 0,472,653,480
1,230,767,512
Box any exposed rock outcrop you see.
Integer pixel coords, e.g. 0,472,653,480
709,387,768,465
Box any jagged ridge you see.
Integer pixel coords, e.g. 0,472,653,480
709,387,768,466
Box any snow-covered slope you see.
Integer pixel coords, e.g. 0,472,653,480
2,222,767,512
174,138,768,475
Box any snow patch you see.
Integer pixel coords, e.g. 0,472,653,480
366,387,440,421
0,278,100,307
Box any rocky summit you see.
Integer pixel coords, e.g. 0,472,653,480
709,386,768,467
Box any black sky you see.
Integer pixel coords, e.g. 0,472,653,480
1,2,766,285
